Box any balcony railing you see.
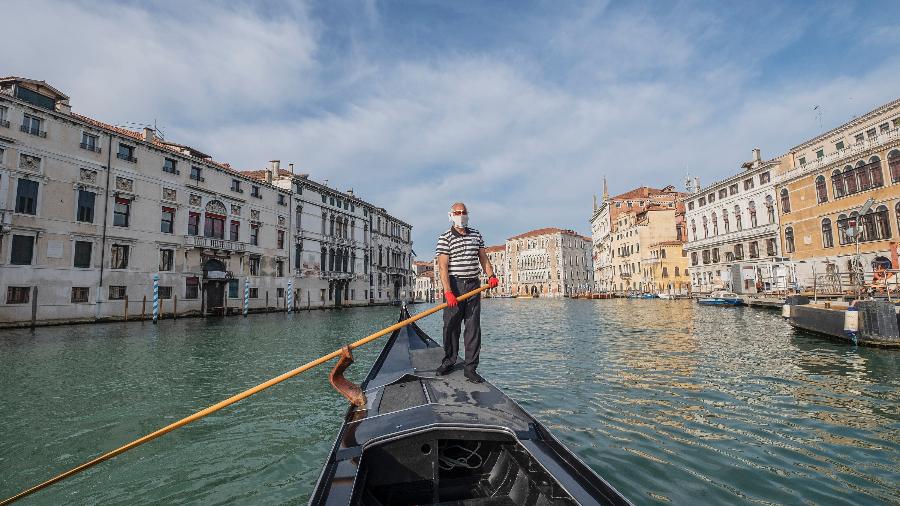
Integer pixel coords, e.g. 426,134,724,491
116,152,137,163
79,142,101,153
184,235,246,252
20,124,46,137
781,127,900,181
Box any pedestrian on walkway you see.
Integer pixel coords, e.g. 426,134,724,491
435,202,498,383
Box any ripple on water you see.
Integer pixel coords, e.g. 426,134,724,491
1,300,898,505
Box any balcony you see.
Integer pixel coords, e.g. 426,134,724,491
116,152,137,163
184,235,246,252
20,124,46,137
79,142,101,153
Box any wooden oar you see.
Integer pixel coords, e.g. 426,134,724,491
1,284,489,505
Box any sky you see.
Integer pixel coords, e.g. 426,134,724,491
6,0,900,254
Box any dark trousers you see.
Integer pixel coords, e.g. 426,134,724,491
442,276,482,371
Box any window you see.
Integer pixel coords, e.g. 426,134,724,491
815,149,824,159
81,132,99,152
702,250,710,264
749,201,757,228
854,133,864,143
815,175,828,203
277,287,285,298
251,185,261,198
185,277,199,299
321,194,327,204
204,213,225,239
868,156,884,188
249,256,260,275
7,287,30,304
190,166,204,182
15,179,38,214
277,230,285,249
734,243,744,260
160,207,175,233
698,197,706,207
10,235,34,265
707,193,715,203
113,198,130,227
873,205,892,241
718,188,727,199
188,212,200,236
231,179,243,192
249,288,259,298
798,156,806,166
74,241,92,268
21,114,44,136
881,122,890,134
832,169,846,198
295,243,303,269
711,212,718,235
784,227,795,253
687,202,694,211
890,150,900,183
250,224,259,246
108,286,126,300
158,286,172,299
712,248,720,263
77,190,95,222
822,218,833,248
780,189,791,213
228,279,238,298
837,214,851,245
159,248,174,271
71,287,89,303
0,105,7,127
330,197,335,205
230,220,240,241
759,171,770,184
163,158,178,174
835,141,844,151
766,238,777,256
278,194,286,205
117,143,136,162
866,128,877,139
276,260,284,277
111,244,129,269
662,267,669,278
743,178,754,190
749,241,759,259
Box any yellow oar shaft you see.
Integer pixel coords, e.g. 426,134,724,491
1,285,489,505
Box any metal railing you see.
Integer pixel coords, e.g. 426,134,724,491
79,142,101,153
184,235,246,252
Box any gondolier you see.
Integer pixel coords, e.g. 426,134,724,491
435,202,498,383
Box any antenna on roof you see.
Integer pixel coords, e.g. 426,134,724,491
813,105,823,132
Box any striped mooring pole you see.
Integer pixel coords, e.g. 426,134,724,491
243,279,250,317
152,274,160,324
287,278,294,313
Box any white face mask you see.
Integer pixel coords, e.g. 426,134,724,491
449,211,469,228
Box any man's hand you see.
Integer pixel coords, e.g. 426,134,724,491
444,291,458,307
488,275,499,289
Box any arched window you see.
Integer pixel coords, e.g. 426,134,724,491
674,266,680,276
837,213,850,245
815,175,828,203
329,215,335,236
748,201,758,227
779,189,791,213
843,164,858,194
822,218,833,248
734,243,744,260
711,212,718,235
874,205,891,240
869,156,884,188
691,252,698,266
832,169,845,198
734,204,742,230
722,209,730,232
749,241,759,259
329,248,336,271
889,150,900,183
857,160,872,190
691,219,697,240
765,195,775,224
850,211,863,242
702,216,708,238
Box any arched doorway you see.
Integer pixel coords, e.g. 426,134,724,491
530,285,539,297
203,258,227,314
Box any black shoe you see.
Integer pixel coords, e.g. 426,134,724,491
464,369,485,384
435,363,454,376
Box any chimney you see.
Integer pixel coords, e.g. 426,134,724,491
142,127,156,143
347,188,355,197
752,148,761,168
694,177,700,193
288,163,294,175
267,160,280,183
55,99,71,114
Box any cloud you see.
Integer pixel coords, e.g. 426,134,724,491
5,0,900,253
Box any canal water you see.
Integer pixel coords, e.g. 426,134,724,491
1,299,898,505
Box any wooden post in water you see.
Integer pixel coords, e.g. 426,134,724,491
307,290,311,311
30,286,38,330
160,298,164,320
124,295,129,322
173,295,178,321
141,295,146,321
266,291,269,312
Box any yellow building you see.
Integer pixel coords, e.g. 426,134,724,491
775,98,900,287
644,241,690,295
609,207,685,293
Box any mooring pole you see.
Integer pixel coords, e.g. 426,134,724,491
141,295,146,321
30,287,38,330
287,279,294,313
173,295,178,321
124,295,128,322
243,279,249,317
152,274,160,324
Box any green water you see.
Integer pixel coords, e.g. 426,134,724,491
1,299,898,505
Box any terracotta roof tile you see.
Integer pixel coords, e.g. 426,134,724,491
484,245,505,253
508,227,586,240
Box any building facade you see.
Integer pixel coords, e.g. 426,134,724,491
683,150,787,293
644,241,691,295
608,207,685,293
479,245,509,297
774,99,900,288
505,228,592,297
0,77,412,326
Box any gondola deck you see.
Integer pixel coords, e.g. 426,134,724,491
310,307,631,505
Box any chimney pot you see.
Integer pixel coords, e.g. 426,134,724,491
142,127,156,142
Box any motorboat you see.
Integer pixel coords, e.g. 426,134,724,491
696,291,745,306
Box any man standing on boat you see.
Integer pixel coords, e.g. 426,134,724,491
435,202,499,383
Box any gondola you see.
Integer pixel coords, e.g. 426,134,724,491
309,306,632,505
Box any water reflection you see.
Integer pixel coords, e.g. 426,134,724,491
0,300,897,505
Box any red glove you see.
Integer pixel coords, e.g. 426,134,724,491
444,291,458,307
488,275,499,288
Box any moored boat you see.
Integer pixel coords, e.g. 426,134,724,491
697,291,745,306
310,307,632,505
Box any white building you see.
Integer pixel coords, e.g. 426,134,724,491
506,228,593,297
0,76,412,326
683,149,785,293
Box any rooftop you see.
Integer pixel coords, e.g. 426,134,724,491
508,227,588,241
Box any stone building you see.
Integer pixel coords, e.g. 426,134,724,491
506,228,593,297
479,245,508,297
774,98,900,288
683,150,786,293
590,184,685,293
644,240,691,295
414,270,435,302
0,77,412,325
608,207,685,293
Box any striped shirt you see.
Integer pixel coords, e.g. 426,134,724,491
436,227,485,278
